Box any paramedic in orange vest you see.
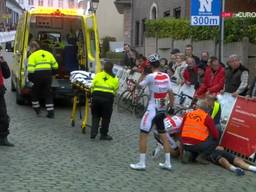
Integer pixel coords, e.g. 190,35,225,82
180,99,219,163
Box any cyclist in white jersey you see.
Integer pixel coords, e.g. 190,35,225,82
130,54,175,170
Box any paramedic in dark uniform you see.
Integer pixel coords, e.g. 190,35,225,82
90,60,119,140
0,54,14,146
27,41,58,118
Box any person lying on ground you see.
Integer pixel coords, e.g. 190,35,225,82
209,146,256,176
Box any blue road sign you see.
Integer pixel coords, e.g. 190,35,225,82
191,0,221,26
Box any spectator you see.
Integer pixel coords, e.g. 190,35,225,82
183,57,198,88
132,54,150,74
168,48,180,76
246,56,256,99
200,51,209,69
197,64,206,86
196,56,225,97
123,44,136,69
224,54,249,96
180,99,219,164
246,76,256,99
172,53,187,84
132,54,151,82
159,58,169,73
185,44,200,66
209,146,256,176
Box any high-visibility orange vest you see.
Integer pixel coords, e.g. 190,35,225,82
181,109,209,141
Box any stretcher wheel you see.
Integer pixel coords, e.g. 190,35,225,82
81,126,86,134
71,120,75,127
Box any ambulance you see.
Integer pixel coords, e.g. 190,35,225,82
11,7,101,104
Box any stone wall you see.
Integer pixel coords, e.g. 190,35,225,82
144,37,256,69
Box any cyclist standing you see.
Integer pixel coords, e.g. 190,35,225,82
130,54,175,170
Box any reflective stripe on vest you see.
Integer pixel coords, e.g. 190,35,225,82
181,109,209,141
211,102,220,119
93,85,115,94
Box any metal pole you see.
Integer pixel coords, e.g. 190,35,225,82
219,0,225,63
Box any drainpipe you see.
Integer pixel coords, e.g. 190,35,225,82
130,0,134,47
184,0,186,17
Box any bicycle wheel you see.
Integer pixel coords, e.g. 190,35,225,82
117,90,133,113
134,94,149,118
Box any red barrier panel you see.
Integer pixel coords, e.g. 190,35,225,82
220,96,256,162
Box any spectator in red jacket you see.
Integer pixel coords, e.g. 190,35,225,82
132,54,151,74
183,57,198,88
196,56,225,97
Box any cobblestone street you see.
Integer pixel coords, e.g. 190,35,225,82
0,53,256,192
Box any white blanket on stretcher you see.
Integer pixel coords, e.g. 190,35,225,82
70,71,96,88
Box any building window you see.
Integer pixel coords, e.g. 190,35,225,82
48,0,53,7
38,0,44,6
141,18,146,45
58,0,64,8
135,21,140,46
68,0,75,8
151,7,157,19
150,3,158,19
164,10,170,17
28,0,34,5
174,7,181,18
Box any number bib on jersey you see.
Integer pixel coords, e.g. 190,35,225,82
164,115,183,134
154,92,168,111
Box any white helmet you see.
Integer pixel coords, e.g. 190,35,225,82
147,53,160,63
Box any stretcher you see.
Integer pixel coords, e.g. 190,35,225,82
70,71,95,133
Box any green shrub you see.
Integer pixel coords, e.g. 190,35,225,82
101,36,116,57
145,17,256,43
105,51,124,64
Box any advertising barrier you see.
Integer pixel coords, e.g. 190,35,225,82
217,93,237,123
220,96,256,163
0,31,16,43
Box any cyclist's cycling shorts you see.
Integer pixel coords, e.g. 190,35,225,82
140,103,167,133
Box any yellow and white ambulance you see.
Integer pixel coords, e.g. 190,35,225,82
12,7,101,104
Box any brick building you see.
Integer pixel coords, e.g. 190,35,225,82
185,0,256,15
115,0,186,53
0,0,23,31
115,0,256,54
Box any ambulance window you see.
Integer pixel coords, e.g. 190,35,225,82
15,14,25,52
38,32,61,42
90,30,96,55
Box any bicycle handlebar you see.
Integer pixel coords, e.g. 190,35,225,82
174,92,194,100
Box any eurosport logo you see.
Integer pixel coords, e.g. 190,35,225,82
222,12,256,18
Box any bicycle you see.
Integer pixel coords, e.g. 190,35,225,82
172,92,195,116
117,78,149,118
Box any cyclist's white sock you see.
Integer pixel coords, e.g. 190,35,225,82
248,165,256,172
139,153,146,165
229,165,238,172
165,153,171,165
